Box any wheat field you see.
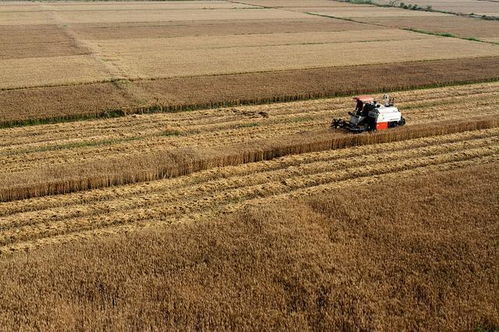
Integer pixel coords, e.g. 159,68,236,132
1,0,498,329
1,82,498,201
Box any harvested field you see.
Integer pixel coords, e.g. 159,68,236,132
0,10,53,25
0,24,89,60
95,33,499,80
1,82,498,201
52,8,310,24
375,0,499,16
2,57,499,126
0,163,497,330
309,6,448,17
70,18,379,40
0,55,112,89
240,0,356,7
10,1,257,11
0,127,497,252
96,29,428,52
1,1,498,328
359,15,499,39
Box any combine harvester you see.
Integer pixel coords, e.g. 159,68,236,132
332,94,406,133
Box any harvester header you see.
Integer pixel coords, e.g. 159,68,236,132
332,94,406,133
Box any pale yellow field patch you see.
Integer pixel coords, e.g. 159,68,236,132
93,29,433,54
241,0,357,8
375,0,499,16
0,1,256,12
51,8,310,24
0,55,114,89
0,10,54,25
0,2,41,12
105,37,499,79
311,6,449,17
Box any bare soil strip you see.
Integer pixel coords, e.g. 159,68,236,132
1,57,498,126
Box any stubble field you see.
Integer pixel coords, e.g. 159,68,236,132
0,0,498,330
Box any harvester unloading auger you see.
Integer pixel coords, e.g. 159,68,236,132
332,94,406,133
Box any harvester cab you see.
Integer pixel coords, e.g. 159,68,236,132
331,94,405,133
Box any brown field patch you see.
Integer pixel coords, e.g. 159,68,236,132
0,24,89,60
1,57,499,125
0,82,135,124
0,157,497,330
71,18,379,40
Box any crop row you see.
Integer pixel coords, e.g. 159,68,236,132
0,115,497,203
1,82,496,173
0,127,496,253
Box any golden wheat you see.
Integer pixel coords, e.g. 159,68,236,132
0,126,497,251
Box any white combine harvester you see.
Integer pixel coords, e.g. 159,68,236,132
332,94,406,133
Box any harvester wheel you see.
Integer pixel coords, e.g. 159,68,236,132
398,117,406,126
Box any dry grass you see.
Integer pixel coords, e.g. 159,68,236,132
0,162,497,330
2,57,498,126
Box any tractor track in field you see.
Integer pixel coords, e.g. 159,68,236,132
0,127,497,253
